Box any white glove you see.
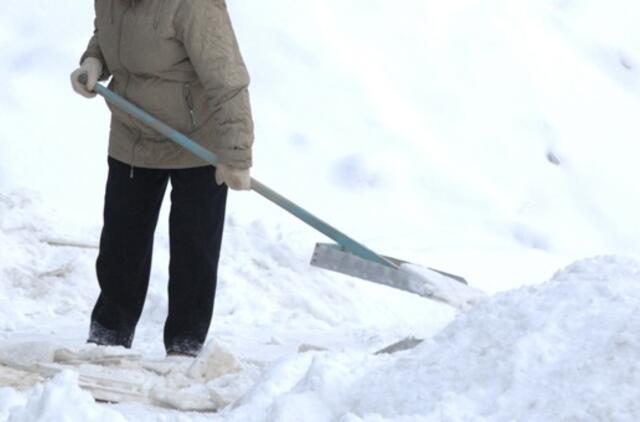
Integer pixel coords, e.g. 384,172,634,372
215,163,251,191
70,57,103,98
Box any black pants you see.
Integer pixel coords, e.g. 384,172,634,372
88,157,227,355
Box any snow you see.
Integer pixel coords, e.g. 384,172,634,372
399,263,485,310
344,256,640,420
0,371,127,422
1,0,640,420
224,256,640,421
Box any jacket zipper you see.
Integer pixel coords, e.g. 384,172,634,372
106,0,114,24
119,2,133,99
184,83,196,128
118,2,138,174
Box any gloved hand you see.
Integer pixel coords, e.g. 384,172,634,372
215,163,251,191
70,57,103,98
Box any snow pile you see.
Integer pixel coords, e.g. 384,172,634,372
226,256,640,421
0,192,98,333
0,339,244,412
0,371,126,422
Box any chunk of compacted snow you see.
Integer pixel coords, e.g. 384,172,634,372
0,370,127,422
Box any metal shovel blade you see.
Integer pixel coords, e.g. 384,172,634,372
311,243,484,309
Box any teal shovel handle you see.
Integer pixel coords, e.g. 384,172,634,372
79,74,396,269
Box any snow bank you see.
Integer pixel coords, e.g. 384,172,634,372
227,256,640,421
347,255,640,420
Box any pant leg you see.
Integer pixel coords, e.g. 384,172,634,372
89,157,169,348
164,165,227,355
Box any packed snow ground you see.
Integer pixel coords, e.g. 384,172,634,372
1,0,640,420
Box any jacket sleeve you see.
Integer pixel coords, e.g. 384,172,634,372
175,0,254,169
79,17,111,81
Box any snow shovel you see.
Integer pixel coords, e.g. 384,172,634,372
80,75,483,309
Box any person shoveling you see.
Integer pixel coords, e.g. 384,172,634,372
70,0,484,363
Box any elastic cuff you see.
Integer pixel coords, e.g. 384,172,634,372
214,147,252,169
79,53,111,81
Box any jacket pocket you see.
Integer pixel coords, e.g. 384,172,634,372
124,78,195,138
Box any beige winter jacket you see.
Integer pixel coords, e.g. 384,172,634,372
82,0,254,169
